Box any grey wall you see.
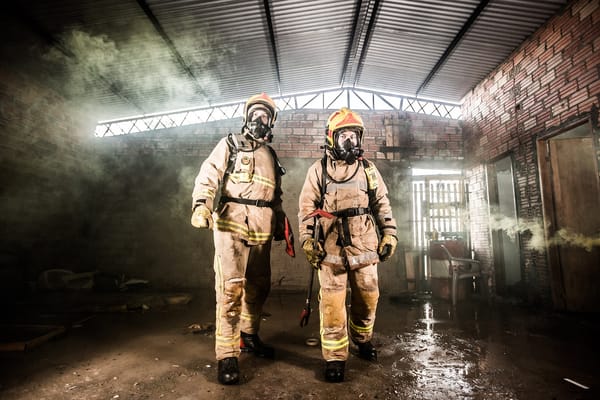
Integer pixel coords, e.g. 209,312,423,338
0,66,98,298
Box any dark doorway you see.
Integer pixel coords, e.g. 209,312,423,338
487,155,522,296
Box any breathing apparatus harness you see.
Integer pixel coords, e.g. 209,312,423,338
219,132,285,209
317,154,378,247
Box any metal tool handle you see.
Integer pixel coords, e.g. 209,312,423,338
299,268,315,327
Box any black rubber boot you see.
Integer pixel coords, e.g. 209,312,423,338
325,361,345,382
217,357,239,385
240,332,275,359
357,341,378,361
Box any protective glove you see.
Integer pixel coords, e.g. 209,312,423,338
302,238,325,269
191,204,213,229
378,234,398,262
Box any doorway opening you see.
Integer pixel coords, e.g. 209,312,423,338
537,118,600,311
486,155,523,297
410,169,467,283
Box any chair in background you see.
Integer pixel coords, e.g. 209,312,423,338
439,244,485,306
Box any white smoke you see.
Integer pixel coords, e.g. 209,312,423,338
548,228,600,252
41,22,231,119
174,165,198,217
487,213,599,252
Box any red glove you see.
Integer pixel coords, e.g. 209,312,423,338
284,216,295,257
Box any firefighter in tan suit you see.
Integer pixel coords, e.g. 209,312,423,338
191,93,291,385
298,108,397,383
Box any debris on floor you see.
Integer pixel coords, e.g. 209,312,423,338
186,323,215,335
0,324,66,352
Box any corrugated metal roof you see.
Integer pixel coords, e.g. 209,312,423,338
416,0,568,100
2,0,569,121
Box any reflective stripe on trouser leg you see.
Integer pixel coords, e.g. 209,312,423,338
348,263,379,343
213,230,249,360
318,267,349,361
240,241,272,334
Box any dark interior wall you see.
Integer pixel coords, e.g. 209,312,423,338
89,110,463,293
461,0,600,305
0,65,98,298
89,125,230,291
0,12,106,299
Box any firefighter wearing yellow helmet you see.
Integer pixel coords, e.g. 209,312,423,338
298,107,398,382
190,93,293,385
325,106,365,164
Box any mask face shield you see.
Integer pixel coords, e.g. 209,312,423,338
332,128,363,164
245,107,273,143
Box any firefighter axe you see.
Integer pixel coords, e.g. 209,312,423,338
299,209,334,327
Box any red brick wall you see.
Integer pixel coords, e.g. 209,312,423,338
461,0,600,305
271,110,464,163
110,110,464,162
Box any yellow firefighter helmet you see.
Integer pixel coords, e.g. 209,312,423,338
325,107,364,148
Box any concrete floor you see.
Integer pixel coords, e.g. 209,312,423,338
1,290,598,400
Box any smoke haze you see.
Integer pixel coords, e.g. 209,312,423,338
41,23,231,120
487,213,600,252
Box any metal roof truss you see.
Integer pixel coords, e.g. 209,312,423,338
95,88,461,137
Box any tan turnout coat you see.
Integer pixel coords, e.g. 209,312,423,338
192,133,283,244
298,156,397,271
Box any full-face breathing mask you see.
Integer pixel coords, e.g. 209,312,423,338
332,134,363,164
247,117,273,143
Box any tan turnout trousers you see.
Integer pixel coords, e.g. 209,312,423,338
213,228,271,360
319,263,379,361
